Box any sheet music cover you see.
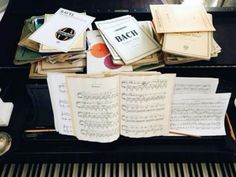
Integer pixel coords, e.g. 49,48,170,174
29,8,95,52
96,16,161,64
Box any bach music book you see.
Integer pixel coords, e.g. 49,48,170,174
95,15,161,64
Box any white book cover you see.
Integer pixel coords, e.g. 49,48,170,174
39,14,86,53
95,16,161,64
29,8,95,52
86,30,132,74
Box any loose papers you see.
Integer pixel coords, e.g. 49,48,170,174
47,73,231,142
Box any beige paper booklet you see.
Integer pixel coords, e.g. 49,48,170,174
66,73,175,143
162,32,212,59
162,14,214,59
150,4,215,33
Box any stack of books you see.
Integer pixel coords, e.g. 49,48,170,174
150,4,221,65
15,16,87,79
92,15,164,72
15,8,95,79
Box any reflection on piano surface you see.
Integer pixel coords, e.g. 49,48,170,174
0,162,236,177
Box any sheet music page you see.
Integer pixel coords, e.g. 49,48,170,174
47,73,74,136
174,77,219,94
66,75,120,143
120,74,176,137
170,93,231,136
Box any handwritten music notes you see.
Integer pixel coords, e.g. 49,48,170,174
170,93,231,136
120,74,175,137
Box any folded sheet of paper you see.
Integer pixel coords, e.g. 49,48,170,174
29,8,95,52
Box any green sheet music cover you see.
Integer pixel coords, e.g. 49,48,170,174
14,16,44,65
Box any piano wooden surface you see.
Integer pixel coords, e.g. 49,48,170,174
0,0,236,167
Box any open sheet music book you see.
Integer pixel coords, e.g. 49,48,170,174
47,73,231,143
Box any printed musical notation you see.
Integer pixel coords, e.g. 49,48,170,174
174,77,219,94
47,73,74,136
121,79,167,91
121,124,164,136
77,91,118,101
67,75,120,142
121,92,166,103
170,93,231,136
119,75,175,137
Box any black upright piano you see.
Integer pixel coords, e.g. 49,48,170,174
0,0,236,176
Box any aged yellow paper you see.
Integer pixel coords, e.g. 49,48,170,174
150,5,215,33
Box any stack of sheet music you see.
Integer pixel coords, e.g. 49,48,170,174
14,8,95,79
47,72,231,143
150,4,221,65
89,15,164,73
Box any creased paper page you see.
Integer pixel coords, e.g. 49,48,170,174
120,74,176,137
66,75,120,143
47,73,74,136
170,93,231,136
150,5,215,33
174,77,219,94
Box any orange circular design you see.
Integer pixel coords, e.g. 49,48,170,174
90,43,109,58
